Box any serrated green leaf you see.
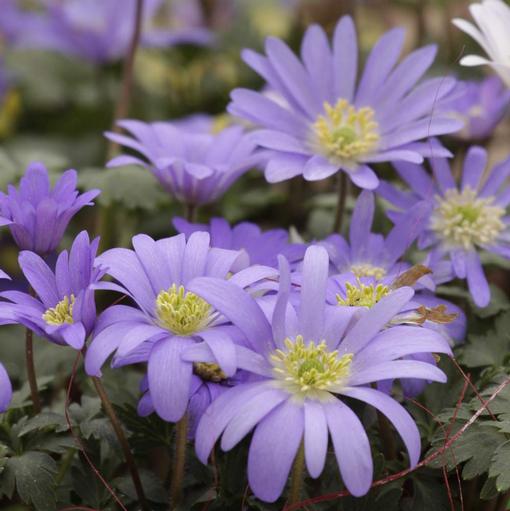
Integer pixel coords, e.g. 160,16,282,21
489,440,510,492
3,451,57,511
18,413,69,437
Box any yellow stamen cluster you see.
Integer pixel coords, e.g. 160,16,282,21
156,284,211,336
42,295,75,326
350,263,387,280
312,99,379,164
337,281,390,308
193,362,227,383
430,187,505,250
271,335,353,395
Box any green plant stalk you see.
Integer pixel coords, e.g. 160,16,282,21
91,376,149,511
170,414,189,509
288,442,305,505
333,172,348,234
25,327,41,414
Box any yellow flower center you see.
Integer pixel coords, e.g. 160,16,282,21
350,263,387,280
42,295,75,326
270,335,353,396
430,187,505,250
337,281,390,307
156,284,211,336
312,99,380,165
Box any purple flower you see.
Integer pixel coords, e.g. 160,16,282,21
379,146,510,307
188,246,451,501
0,231,104,350
439,77,510,142
228,16,461,190
0,162,100,255
0,362,12,412
173,216,306,270
85,232,277,423
321,191,430,281
1,0,212,64
105,119,260,207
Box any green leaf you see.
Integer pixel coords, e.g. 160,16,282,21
78,166,168,210
427,423,507,480
462,312,510,368
489,440,510,493
18,413,69,436
3,452,57,511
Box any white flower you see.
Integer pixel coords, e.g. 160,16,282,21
453,0,510,87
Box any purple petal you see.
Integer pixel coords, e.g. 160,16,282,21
248,398,303,503
299,246,329,342
304,400,328,478
325,400,372,497
220,387,288,450
341,386,421,466
340,287,414,354
466,250,490,307
462,146,487,191
350,191,375,258
200,328,237,377
182,231,210,284
303,155,339,181
349,360,447,386
148,336,193,422
0,363,12,412
265,153,308,183
60,322,86,350
188,277,273,353
18,251,58,308
348,166,379,190
195,382,266,463
333,16,357,102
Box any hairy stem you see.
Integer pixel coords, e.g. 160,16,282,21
333,172,348,234
91,377,148,511
170,414,188,509
288,442,305,505
25,327,41,414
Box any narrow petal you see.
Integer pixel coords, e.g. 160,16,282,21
248,399,303,503
340,387,421,466
188,277,273,353
220,387,288,450
304,400,328,478
299,246,329,342
0,363,12,412
325,400,373,497
462,146,487,191
340,287,414,354
195,382,266,463
466,250,490,307
18,251,59,308
148,337,193,422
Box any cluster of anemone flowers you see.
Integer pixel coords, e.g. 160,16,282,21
1,0,510,508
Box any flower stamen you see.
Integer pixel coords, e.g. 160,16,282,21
270,335,353,396
156,284,211,336
431,187,505,249
42,295,75,326
350,263,387,280
337,281,390,307
312,99,380,165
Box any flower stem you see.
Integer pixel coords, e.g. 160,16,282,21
377,411,397,461
333,172,348,234
107,0,145,159
288,442,305,505
25,328,41,414
91,376,148,511
170,414,188,509
185,203,197,223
